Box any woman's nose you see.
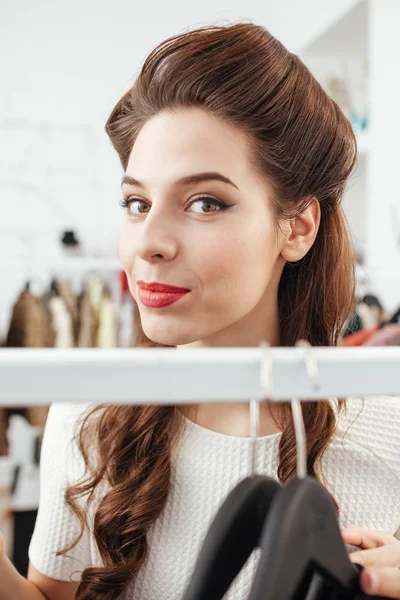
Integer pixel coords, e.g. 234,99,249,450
135,209,179,263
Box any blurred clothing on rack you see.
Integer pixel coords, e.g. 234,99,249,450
343,294,391,338
6,287,55,348
77,284,96,347
53,279,80,343
87,273,104,315
343,312,363,337
357,302,381,330
77,274,107,347
96,287,118,348
2,285,55,455
358,294,387,328
0,269,125,577
342,326,379,347
342,292,400,347
1,270,135,453
364,322,400,346
48,296,74,348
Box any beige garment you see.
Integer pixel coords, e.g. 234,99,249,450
86,274,104,314
77,286,96,348
48,296,74,348
96,289,118,348
54,279,79,344
27,407,50,430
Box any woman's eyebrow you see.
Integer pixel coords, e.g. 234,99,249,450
120,172,240,191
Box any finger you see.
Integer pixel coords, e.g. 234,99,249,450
342,526,396,549
360,567,400,599
349,545,400,568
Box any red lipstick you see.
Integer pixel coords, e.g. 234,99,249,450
137,281,191,308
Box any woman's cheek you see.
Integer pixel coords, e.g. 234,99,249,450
204,236,239,282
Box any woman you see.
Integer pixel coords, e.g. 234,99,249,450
2,21,400,600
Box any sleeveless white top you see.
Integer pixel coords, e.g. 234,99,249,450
28,397,400,599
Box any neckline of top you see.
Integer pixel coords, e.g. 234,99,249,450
180,414,282,442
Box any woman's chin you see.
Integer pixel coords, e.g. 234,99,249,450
142,325,198,347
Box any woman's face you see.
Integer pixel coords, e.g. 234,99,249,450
119,107,288,347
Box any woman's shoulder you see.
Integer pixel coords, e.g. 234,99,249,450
324,397,400,537
44,402,99,436
41,402,101,478
336,395,400,435
332,395,400,476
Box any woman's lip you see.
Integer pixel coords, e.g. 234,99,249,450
136,280,191,293
137,287,190,308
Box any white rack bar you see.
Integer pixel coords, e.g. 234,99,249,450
0,347,399,406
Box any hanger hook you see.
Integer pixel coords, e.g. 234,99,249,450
249,399,260,475
260,340,272,399
250,341,272,475
296,339,321,392
290,397,307,479
291,340,321,479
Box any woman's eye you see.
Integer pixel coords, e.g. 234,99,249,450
119,195,230,216
119,198,149,215
188,196,228,213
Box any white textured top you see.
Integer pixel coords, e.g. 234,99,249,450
28,397,400,600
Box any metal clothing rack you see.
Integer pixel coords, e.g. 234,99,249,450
0,346,399,407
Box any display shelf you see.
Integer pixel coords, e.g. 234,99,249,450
299,0,400,311
0,257,123,271
356,130,370,155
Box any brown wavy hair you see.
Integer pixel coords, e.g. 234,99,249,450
57,21,358,600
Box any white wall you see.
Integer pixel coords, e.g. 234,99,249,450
2,0,359,124
0,0,363,336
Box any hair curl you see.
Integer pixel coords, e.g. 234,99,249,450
57,21,357,599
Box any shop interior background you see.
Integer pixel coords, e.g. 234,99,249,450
1,0,399,578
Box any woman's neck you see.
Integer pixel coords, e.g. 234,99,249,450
179,401,282,437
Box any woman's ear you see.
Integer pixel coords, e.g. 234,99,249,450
280,197,321,262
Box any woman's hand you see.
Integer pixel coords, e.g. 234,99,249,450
342,526,400,598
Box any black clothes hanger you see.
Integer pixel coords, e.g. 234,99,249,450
181,474,281,600
247,475,360,599
247,341,360,600
182,385,281,599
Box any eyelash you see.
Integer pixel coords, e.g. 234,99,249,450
119,194,232,215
